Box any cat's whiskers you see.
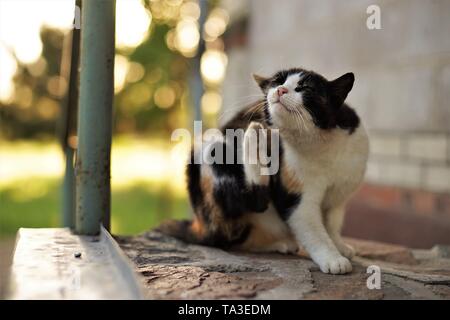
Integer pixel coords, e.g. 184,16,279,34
244,101,267,121
280,96,310,133
220,95,265,113
296,108,309,132
292,109,302,134
280,98,301,131
294,111,303,132
218,103,260,122
218,95,265,121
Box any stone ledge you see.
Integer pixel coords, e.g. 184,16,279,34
116,232,450,300
8,228,144,300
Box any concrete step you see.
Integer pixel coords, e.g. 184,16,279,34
7,227,144,299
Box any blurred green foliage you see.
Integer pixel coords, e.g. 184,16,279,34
0,177,189,238
0,27,65,139
114,22,190,136
0,1,201,140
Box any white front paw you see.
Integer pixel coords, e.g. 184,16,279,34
315,255,352,274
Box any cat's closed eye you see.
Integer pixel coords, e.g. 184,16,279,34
272,72,288,85
295,86,313,92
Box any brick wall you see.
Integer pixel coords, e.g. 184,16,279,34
367,132,450,192
221,0,450,247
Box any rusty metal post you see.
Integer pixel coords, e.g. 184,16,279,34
190,0,208,124
75,0,115,235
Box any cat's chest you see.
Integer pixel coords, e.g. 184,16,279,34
284,149,332,182
280,130,368,193
282,142,348,189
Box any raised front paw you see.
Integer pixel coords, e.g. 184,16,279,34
244,122,269,185
315,255,352,274
244,122,267,162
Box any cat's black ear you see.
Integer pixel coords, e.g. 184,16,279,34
329,72,354,107
252,74,270,92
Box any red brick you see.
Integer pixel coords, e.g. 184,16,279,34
436,194,450,215
411,191,436,215
354,184,403,209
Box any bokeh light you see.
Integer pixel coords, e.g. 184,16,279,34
47,76,67,98
114,54,130,93
126,62,146,83
175,19,200,57
116,0,152,49
13,85,33,109
0,0,74,65
0,0,153,102
0,44,17,102
27,58,48,78
154,85,176,109
204,8,229,41
200,49,228,85
180,1,201,21
201,90,222,115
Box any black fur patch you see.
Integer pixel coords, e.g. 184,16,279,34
245,184,270,213
269,174,302,221
186,150,202,208
210,142,244,178
213,175,245,219
201,224,252,249
337,103,360,134
210,141,247,219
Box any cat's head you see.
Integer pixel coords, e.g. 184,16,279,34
253,68,358,133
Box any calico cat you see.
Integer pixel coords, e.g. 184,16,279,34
157,68,369,274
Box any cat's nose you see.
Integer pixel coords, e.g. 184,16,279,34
277,87,288,97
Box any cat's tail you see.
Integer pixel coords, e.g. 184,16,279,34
155,217,251,248
154,218,205,245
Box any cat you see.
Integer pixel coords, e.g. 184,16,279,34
157,67,369,274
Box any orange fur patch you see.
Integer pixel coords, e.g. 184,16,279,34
238,213,295,252
191,217,205,238
281,163,303,193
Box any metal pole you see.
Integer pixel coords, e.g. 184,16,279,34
75,0,115,235
190,0,208,124
62,146,76,228
60,0,81,229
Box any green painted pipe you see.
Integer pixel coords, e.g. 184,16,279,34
61,0,81,229
63,146,75,228
75,0,115,235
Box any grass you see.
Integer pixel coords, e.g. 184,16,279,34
0,177,189,238
0,136,192,238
